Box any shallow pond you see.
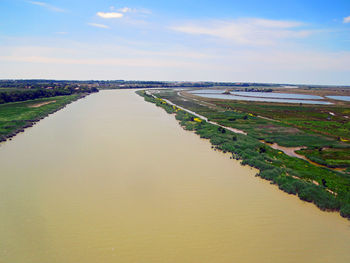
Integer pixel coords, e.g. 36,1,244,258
190,90,331,104
231,91,323,100
326,96,350,102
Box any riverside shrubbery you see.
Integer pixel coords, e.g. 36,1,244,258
192,118,344,213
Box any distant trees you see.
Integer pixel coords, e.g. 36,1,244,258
0,87,98,104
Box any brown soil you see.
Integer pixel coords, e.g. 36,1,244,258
29,101,56,108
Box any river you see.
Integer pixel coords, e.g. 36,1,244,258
0,90,349,263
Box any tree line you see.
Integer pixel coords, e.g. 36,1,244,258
0,87,98,104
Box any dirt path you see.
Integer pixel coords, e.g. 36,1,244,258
261,141,305,158
29,100,56,108
162,97,247,135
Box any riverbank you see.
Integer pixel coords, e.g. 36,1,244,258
137,90,350,219
0,94,89,143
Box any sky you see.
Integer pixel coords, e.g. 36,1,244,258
0,0,350,85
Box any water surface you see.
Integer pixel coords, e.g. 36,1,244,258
231,91,323,100
190,90,331,104
326,96,350,102
0,90,349,263
192,93,332,104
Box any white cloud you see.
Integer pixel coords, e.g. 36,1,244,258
2,46,350,84
247,18,303,28
0,54,198,69
1,38,349,84
344,16,350,23
28,1,45,7
2,44,349,71
97,12,123,19
119,7,132,13
170,18,312,46
88,23,109,29
118,7,152,14
28,1,65,12
116,7,151,14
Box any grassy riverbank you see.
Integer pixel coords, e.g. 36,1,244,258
137,90,350,219
0,94,85,143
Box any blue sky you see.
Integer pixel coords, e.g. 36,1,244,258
0,0,350,84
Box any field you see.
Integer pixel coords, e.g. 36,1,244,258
177,90,350,164
137,89,350,219
0,95,82,142
209,99,350,141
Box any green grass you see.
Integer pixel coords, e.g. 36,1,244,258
213,100,350,140
296,147,350,168
0,87,23,92
0,95,81,141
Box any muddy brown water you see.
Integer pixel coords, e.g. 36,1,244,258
0,90,349,263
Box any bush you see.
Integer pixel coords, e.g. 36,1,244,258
298,185,339,210
340,204,350,218
210,135,227,145
308,156,327,166
259,168,280,181
279,182,297,195
276,176,298,194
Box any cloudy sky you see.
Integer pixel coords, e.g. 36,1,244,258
1,0,350,84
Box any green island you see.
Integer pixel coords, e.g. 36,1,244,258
137,88,350,219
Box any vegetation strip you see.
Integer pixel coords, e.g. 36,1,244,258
137,90,350,219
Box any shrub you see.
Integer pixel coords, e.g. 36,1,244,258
259,168,280,181
340,204,350,218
